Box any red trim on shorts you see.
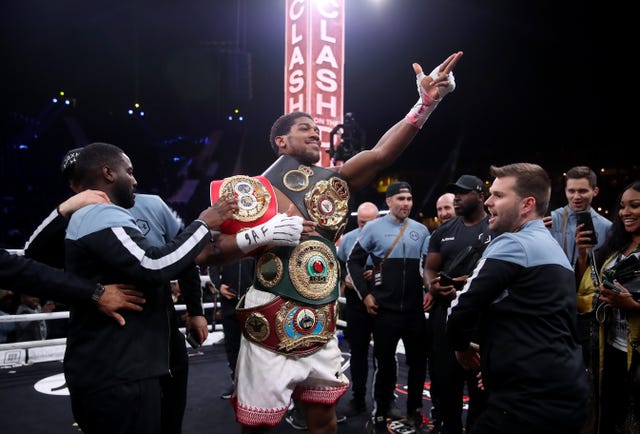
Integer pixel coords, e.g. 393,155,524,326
232,396,289,427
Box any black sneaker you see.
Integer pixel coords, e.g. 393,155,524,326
343,398,367,417
385,404,404,420
285,407,307,430
408,409,429,433
373,403,403,423
219,383,234,399
285,406,346,429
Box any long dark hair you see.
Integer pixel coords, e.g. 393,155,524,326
595,180,640,265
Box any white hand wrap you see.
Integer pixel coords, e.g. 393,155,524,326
404,64,456,129
235,213,304,254
428,63,456,99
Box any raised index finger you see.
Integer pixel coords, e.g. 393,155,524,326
440,51,463,74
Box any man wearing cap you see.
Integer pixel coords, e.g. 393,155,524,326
347,181,431,431
424,174,491,434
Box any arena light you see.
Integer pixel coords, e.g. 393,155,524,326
128,102,145,117
51,91,75,107
227,108,245,122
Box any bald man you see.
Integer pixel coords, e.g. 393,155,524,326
336,202,383,417
436,193,455,224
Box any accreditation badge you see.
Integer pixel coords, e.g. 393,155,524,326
209,175,278,234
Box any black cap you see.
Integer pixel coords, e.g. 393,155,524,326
60,147,83,180
446,175,484,193
385,181,412,197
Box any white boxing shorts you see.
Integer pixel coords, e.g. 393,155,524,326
232,287,349,427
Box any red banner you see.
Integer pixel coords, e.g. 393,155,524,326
285,0,344,167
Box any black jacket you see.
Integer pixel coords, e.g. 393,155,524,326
63,203,210,394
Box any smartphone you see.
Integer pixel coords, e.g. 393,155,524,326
602,279,621,293
185,331,201,348
576,211,598,245
438,271,454,287
438,271,465,290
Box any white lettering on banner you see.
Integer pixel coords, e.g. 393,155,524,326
289,0,304,20
291,23,302,44
316,69,337,92
317,0,339,19
320,20,336,43
289,93,305,113
316,93,337,118
288,69,304,93
316,45,338,68
289,46,305,70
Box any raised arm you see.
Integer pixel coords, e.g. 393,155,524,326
339,51,463,192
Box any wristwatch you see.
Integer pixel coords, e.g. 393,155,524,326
91,283,106,303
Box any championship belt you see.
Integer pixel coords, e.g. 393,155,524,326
254,236,340,305
304,176,349,236
209,175,277,234
262,155,350,242
236,295,337,355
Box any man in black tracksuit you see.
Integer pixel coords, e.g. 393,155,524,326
24,148,208,434
447,163,588,434
62,142,235,434
347,182,431,432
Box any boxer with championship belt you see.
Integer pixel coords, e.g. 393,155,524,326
196,51,462,434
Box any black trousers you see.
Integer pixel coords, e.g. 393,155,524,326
600,343,640,433
220,294,241,379
470,405,541,434
71,377,163,434
429,301,486,434
344,290,374,401
372,309,428,414
161,312,190,434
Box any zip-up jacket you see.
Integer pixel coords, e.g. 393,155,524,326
347,214,429,312
24,194,204,316
63,203,211,394
447,219,588,431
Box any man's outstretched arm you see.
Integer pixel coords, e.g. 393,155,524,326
1,249,144,326
339,51,463,192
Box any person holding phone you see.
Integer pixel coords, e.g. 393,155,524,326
546,166,612,266
574,180,640,433
423,174,491,434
